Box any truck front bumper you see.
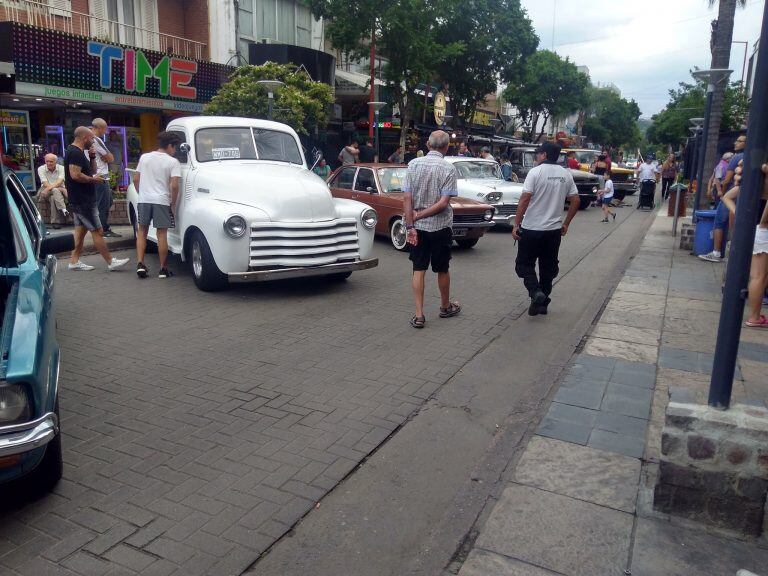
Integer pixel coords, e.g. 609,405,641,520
0,413,59,458
229,258,379,283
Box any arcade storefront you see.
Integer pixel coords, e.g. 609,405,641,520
0,22,232,191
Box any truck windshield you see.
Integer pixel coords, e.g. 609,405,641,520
195,127,303,165
453,161,502,180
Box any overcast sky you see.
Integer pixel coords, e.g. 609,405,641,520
521,0,765,118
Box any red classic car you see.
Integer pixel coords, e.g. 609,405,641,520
327,163,497,250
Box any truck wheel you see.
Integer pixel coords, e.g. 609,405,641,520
28,398,63,495
390,217,408,251
455,238,479,249
189,230,227,291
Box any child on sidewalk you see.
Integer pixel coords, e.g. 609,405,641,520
598,171,616,223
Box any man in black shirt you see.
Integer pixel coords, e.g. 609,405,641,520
359,139,376,163
64,126,129,271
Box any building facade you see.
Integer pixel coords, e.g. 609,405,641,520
0,0,231,190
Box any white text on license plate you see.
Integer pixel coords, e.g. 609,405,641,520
452,228,468,237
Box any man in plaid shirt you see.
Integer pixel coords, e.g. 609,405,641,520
403,130,462,329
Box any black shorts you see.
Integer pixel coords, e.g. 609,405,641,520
409,227,452,273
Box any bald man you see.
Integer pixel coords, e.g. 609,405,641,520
90,118,117,237
37,153,68,229
64,126,128,271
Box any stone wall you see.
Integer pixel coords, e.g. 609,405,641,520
679,222,694,251
36,197,131,226
654,402,768,536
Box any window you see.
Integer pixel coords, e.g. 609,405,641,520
509,150,522,165
91,0,158,49
377,168,407,193
253,129,302,164
277,0,295,43
169,131,188,164
523,152,535,168
6,174,41,257
453,161,502,180
296,3,312,48
194,127,302,165
354,169,376,192
257,0,277,41
239,0,254,37
333,167,356,189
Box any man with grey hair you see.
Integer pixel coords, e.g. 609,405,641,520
403,129,461,328
90,118,118,237
37,153,68,229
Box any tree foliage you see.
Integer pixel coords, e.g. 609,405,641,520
582,87,642,149
502,50,590,142
205,62,334,136
645,80,748,149
435,0,538,124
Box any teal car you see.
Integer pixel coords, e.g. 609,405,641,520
0,168,73,492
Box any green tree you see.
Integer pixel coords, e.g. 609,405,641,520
306,0,463,148
502,50,590,142
698,0,748,207
435,0,538,125
205,62,334,136
582,87,642,149
645,80,748,150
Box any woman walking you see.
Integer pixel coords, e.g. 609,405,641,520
598,171,616,223
660,154,677,201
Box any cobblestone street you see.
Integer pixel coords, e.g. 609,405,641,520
1,208,651,576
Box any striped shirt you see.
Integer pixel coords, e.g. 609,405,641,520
403,151,458,232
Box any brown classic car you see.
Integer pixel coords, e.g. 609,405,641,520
327,163,497,250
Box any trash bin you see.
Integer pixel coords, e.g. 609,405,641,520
693,209,718,255
667,183,688,217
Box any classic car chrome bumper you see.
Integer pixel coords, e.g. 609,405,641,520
0,413,59,457
453,222,495,229
229,258,379,283
492,214,515,226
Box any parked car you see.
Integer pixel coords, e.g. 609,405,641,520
328,163,495,250
0,168,73,493
507,146,599,209
561,148,637,196
443,156,521,226
126,117,378,291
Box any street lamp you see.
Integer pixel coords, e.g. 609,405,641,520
257,79,285,120
690,69,732,211
368,101,386,162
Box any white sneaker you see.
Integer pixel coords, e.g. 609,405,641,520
698,251,721,262
107,257,130,271
68,261,94,271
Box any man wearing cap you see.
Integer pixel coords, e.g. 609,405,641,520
512,141,580,316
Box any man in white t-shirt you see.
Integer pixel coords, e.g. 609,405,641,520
89,118,117,236
512,141,580,316
37,153,68,228
132,131,182,279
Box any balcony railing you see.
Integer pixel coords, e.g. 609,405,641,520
0,0,207,60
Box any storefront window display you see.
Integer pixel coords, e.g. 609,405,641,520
0,109,35,190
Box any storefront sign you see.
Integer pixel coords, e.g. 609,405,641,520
2,23,232,109
0,110,28,126
472,110,493,127
434,92,447,125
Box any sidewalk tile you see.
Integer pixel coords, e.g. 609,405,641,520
572,354,616,368
458,549,560,576
585,337,658,364
611,370,656,389
553,384,605,410
595,411,648,438
601,387,652,420
592,324,660,347
631,517,768,576
613,359,656,376
475,484,632,576
545,403,598,427
513,436,640,513
536,418,592,445
600,310,664,330
587,429,645,458
567,364,613,382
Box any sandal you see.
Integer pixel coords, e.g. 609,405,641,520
439,302,462,318
410,315,426,329
745,315,768,328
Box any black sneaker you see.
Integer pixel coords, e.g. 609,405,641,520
158,268,173,279
538,296,552,315
529,290,547,316
137,262,148,279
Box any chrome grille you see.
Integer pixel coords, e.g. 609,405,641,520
249,219,360,268
495,204,517,216
612,173,629,182
454,213,485,224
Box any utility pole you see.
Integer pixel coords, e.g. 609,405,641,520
369,27,376,140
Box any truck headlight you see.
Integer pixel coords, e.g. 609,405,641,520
361,208,377,229
483,209,494,221
592,186,598,193
486,192,502,203
0,384,31,425
223,215,247,238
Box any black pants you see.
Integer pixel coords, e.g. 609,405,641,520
661,177,674,200
515,228,562,298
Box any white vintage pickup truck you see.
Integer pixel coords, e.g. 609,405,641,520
126,116,379,291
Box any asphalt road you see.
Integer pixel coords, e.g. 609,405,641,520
0,199,655,576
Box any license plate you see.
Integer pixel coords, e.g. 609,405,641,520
452,228,468,237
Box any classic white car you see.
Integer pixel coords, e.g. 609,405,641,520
444,156,522,226
127,116,378,291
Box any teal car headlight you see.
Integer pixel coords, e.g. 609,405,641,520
0,384,31,425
